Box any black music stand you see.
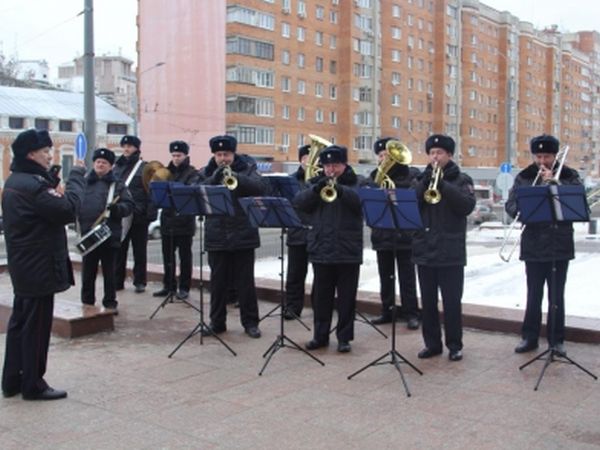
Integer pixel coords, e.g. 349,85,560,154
167,185,237,357
348,187,424,397
148,182,200,319
516,184,597,390
258,175,310,330
239,196,325,375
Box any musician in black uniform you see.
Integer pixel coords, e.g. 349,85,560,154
153,141,200,300
412,134,475,362
198,135,266,338
2,129,85,400
113,135,157,293
283,144,311,320
506,134,581,356
369,137,421,330
79,148,134,312
294,145,364,353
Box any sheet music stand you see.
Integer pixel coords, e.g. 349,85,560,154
239,196,325,375
348,187,424,397
148,181,200,319
258,175,310,329
516,184,597,390
167,185,237,357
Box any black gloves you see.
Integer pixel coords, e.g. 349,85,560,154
108,203,121,218
212,166,225,183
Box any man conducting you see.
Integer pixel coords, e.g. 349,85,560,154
2,129,85,400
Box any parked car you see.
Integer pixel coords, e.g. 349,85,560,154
469,203,497,225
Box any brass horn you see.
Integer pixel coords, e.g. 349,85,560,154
374,140,412,188
423,162,442,204
221,165,238,190
320,178,337,203
142,160,172,192
305,134,332,181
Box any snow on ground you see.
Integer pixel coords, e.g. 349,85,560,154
254,221,600,319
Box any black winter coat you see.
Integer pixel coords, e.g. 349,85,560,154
286,166,311,247
294,166,364,265
505,163,580,262
113,150,158,224
160,158,200,236
412,160,476,266
78,170,135,248
199,154,267,251
2,159,85,297
369,164,421,251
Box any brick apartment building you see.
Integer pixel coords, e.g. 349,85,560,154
137,0,600,177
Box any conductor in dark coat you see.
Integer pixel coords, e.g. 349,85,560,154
294,145,364,353
198,135,266,339
412,134,475,362
78,148,134,312
505,134,581,356
2,129,85,400
153,141,200,300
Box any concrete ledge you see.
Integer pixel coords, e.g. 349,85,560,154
0,294,115,339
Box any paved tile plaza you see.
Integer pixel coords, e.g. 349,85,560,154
1,275,599,449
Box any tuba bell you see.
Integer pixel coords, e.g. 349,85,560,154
374,140,412,188
142,161,172,192
305,134,332,182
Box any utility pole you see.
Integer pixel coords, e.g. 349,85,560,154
83,0,95,165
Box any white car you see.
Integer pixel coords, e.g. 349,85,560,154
148,209,162,239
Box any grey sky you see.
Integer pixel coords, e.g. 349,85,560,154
0,1,598,80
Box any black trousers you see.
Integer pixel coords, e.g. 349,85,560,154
81,240,118,307
208,249,259,329
116,221,148,288
417,265,464,352
312,263,360,343
522,260,569,345
2,295,54,396
376,249,419,318
161,234,193,292
285,244,310,315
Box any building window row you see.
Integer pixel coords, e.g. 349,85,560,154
226,66,274,88
227,36,274,61
226,96,275,117
228,125,275,145
227,6,275,31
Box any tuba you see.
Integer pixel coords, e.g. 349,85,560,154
305,134,332,181
374,140,412,188
142,161,172,192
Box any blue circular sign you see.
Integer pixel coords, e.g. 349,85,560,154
75,133,87,160
500,162,511,173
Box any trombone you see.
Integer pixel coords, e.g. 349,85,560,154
499,145,570,262
424,162,442,204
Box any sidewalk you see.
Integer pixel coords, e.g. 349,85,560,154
1,275,599,449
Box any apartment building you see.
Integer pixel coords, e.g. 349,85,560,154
138,0,600,175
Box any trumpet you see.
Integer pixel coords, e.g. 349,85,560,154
320,178,337,202
499,145,570,262
424,162,442,204
222,165,238,190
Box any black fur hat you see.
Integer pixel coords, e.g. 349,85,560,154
11,129,52,160
92,148,116,165
530,134,559,154
425,134,455,155
120,135,141,149
169,140,189,154
209,135,237,153
319,145,348,164
298,144,310,161
373,137,394,154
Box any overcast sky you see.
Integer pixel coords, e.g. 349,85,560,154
0,0,599,80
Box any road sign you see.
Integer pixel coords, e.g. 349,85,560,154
500,162,511,173
75,133,87,160
495,172,514,201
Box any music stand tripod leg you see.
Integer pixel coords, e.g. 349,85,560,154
149,290,175,320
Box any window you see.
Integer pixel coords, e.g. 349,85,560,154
297,0,307,16
315,31,323,46
226,66,274,88
392,4,401,17
330,111,337,124
9,117,25,129
354,135,373,150
35,118,50,130
227,36,274,60
392,27,401,40
315,82,324,97
256,127,274,144
315,109,324,123
316,57,324,72
297,79,306,94
226,96,256,114
330,11,338,23
329,84,337,99
256,98,274,117
391,72,401,85
359,87,372,102
353,111,373,125
392,116,401,128
391,94,400,106
282,105,290,119
329,60,337,74
297,53,305,68
227,6,275,31
282,50,290,65
353,63,372,78
316,5,325,19
329,35,337,49
281,76,291,91
297,106,305,121
392,49,401,62
59,120,73,132
297,26,305,41
281,22,290,38
107,123,127,135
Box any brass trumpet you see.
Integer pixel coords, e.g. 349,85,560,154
320,178,337,202
424,162,442,204
222,165,238,190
